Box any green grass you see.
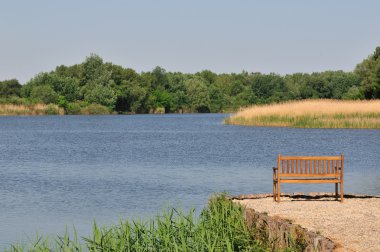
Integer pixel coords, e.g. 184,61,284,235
8,194,305,251
7,194,271,252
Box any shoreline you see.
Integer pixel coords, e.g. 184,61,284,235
226,99,380,129
0,103,233,116
233,192,380,252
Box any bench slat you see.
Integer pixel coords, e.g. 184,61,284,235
280,173,338,177
281,156,342,160
310,160,312,174
328,160,330,174
281,179,340,184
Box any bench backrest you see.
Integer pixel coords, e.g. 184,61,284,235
277,155,344,177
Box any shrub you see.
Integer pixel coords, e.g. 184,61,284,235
82,103,110,115
44,104,63,115
30,85,59,104
65,102,82,115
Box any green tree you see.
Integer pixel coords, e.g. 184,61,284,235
105,63,138,85
82,53,104,85
151,66,169,89
0,79,22,97
185,77,211,113
249,73,287,103
171,90,188,112
147,89,173,113
208,85,227,112
355,47,380,98
30,85,59,104
83,84,117,108
197,70,217,84
55,64,83,79
23,72,80,102
115,80,148,113
342,86,364,100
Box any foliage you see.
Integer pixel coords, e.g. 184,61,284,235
30,85,59,104
83,84,116,108
7,194,275,252
81,103,110,115
355,46,380,99
65,102,82,115
185,77,211,113
1,47,380,114
0,79,22,97
44,104,62,115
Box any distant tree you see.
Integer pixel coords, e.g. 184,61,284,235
185,77,211,113
308,74,331,98
171,90,188,112
30,85,59,104
0,79,22,97
197,70,217,84
83,84,117,108
55,64,83,79
115,80,148,113
7,48,378,114
104,63,138,85
147,89,173,113
151,66,169,89
249,73,286,103
23,72,80,102
355,47,380,98
208,85,226,112
82,53,104,85
342,86,364,100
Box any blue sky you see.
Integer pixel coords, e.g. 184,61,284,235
1,0,379,83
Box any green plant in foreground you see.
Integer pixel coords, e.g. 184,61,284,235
82,194,264,252
7,194,265,252
7,194,303,252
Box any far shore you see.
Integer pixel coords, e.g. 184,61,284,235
0,103,235,116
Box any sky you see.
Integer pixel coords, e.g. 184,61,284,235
0,0,379,84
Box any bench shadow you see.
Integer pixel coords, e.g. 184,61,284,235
231,193,380,201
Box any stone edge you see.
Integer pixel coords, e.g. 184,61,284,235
230,193,380,251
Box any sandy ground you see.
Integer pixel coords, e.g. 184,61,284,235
234,195,380,252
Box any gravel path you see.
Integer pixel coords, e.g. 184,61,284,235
234,195,380,252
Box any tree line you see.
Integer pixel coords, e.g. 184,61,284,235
0,47,379,114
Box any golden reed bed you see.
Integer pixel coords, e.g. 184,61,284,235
225,99,380,129
0,103,64,116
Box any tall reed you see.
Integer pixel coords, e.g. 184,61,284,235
8,194,272,252
225,99,380,129
0,103,64,116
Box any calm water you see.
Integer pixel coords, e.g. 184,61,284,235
0,114,379,248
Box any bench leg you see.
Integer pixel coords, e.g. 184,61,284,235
340,181,344,203
335,183,338,201
277,182,281,203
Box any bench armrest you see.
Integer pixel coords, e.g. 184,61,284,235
272,167,278,170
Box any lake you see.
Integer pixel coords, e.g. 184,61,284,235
0,114,379,248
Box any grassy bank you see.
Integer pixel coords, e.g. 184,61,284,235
0,103,111,116
9,194,283,252
0,103,64,116
225,99,380,129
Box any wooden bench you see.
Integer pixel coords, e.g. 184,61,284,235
273,155,344,203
